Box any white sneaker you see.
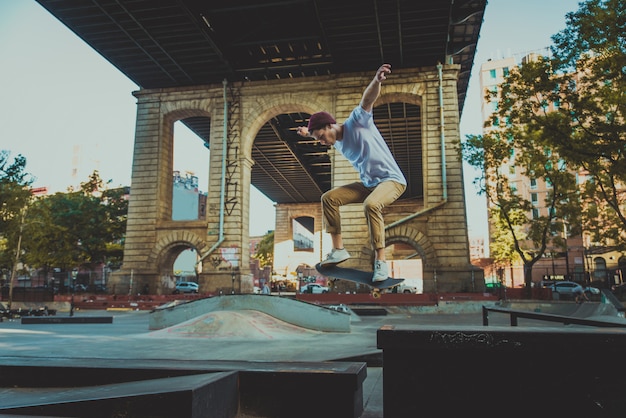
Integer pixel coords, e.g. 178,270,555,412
372,260,389,282
320,248,351,266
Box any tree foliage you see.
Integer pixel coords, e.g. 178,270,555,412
505,0,626,247
461,0,625,289
15,171,128,277
0,151,33,279
462,127,580,289
253,231,274,268
550,0,626,248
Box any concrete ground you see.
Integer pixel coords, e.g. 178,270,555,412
1,297,624,417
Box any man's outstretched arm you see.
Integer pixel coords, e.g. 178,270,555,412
360,64,391,113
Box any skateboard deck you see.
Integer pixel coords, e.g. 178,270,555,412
315,263,404,297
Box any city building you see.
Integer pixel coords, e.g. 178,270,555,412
172,170,206,221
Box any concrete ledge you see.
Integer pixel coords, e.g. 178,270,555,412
0,357,366,418
149,294,350,332
0,371,238,418
21,316,113,324
377,325,626,417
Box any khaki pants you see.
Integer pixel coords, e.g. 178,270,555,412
321,181,406,250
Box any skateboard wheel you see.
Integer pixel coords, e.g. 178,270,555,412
372,289,381,299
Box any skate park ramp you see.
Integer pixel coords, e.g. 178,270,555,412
148,294,351,333
148,309,323,340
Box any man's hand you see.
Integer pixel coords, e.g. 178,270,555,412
375,64,392,83
361,64,392,112
297,126,309,137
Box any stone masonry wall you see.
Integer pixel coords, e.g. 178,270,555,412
109,64,481,295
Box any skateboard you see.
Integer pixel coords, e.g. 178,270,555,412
315,263,404,299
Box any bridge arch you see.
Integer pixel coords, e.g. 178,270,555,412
146,230,208,294
240,96,329,158
113,66,482,295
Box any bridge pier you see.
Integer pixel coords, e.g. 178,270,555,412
112,65,482,295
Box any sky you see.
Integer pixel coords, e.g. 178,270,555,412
0,0,582,239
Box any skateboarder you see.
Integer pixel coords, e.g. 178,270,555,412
297,64,407,283
573,284,590,303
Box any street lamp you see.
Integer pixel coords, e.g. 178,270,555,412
7,209,25,311
8,207,46,311
563,222,570,279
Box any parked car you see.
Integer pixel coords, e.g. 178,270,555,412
87,284,108,294
300,283,330,294
546,281,600,295
71,284,87,293
173,281,199,294
387,283,418,294
327,304,350,313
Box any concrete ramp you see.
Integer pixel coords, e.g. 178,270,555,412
149,294,350,332
147,310,322,340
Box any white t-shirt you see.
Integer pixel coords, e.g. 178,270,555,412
334,106,407,188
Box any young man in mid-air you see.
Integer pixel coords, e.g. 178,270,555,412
297,64,407,283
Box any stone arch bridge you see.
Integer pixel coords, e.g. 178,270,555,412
109,65,483,294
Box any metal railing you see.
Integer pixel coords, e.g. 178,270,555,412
482,305,626,328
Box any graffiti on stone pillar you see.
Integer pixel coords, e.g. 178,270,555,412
224,84,240,217
219,247,240,268
209,248,241,269
210,256,222,268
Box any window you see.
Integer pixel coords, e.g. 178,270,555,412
503,67,509,77
531,193,538,205
293,217,314,252
593,257,607,281
530,178,537,189
490,69,497,79
532,208,540,219
576,172,583,185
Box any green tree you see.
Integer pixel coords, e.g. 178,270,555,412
0,151,33,282
253,230,274,268
500,0,626,248
462,127,581,291
21,171,127,281
552,0,626,248
461,0,626,291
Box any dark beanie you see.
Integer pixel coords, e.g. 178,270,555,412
307,111,336,131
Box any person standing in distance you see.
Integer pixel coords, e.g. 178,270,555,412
297,64,407,283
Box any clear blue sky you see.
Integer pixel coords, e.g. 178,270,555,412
0,0,581,238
